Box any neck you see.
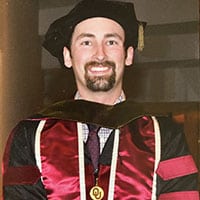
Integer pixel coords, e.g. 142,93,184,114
76,89,125,105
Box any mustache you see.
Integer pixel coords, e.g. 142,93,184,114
85,60,115,68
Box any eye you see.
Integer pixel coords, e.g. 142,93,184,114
106,40,118,46
81,40,92,46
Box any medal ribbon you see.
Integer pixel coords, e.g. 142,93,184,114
78,122,120,200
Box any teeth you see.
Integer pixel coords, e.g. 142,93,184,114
91,66,109,72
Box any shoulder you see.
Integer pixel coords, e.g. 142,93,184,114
154,116,191,161
10,119,43,141
155,116,184,144
4,119,43,165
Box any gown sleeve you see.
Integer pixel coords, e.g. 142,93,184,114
156,116,199,200
2,120,47,200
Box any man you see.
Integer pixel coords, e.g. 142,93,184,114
2,0,199,199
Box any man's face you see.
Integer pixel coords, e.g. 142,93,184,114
63,17,133,93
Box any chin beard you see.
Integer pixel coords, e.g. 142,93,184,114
84,61,116,92
86,73,116,92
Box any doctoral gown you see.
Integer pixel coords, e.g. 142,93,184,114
2,100,199,199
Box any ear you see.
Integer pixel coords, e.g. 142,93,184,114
125,46,134,66
63,47,72,68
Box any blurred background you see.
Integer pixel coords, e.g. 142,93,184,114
0,0,199,195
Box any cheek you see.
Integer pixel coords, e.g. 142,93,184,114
113,51,126,73
71,51,89,78
111,52,126,67
72,49,91,65
106,48,126,60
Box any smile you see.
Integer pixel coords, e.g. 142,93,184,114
90,66,110,72
85,61,115,75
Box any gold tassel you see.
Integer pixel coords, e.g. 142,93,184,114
137,23,144,51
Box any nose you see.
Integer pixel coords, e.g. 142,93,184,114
94,43,106,61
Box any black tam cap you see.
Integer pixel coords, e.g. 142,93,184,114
43,0,145,64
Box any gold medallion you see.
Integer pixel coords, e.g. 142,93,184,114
89,185,104,200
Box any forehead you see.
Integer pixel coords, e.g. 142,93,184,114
72,17,125,39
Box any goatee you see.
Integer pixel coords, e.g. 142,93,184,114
84,61,116,92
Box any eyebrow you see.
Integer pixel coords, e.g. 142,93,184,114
75,33,95,41
104,33,124,41
75,33,124,41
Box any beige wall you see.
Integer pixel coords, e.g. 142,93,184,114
0,0,43,196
